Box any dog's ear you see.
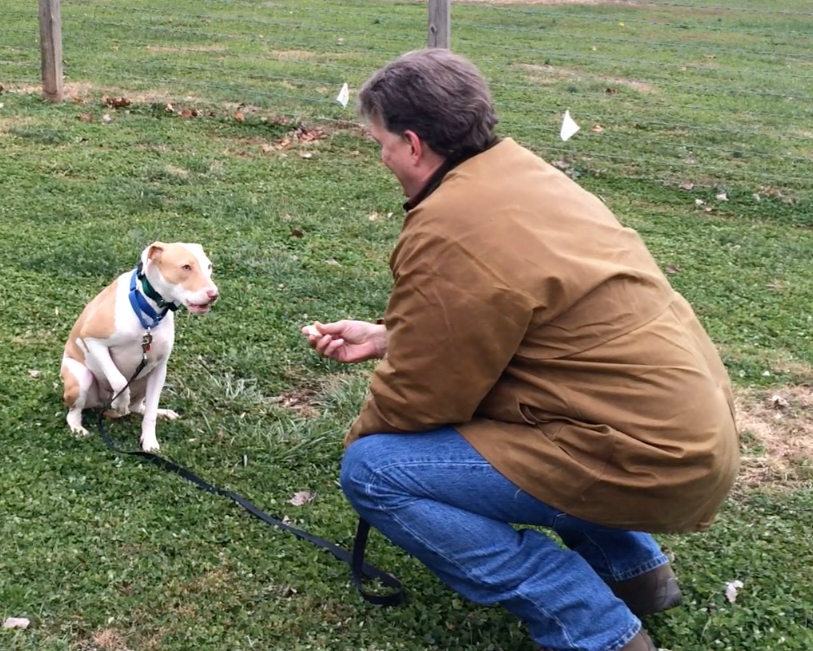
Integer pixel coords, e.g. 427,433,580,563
147,242,165,262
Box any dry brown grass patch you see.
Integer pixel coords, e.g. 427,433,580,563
76,629,132,651
455,0,644,5
735,385,813,488
517,63,656,93
269,49,318,60
145,45,226,53
0,116,36,134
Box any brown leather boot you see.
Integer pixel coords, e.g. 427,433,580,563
608,563,682,618
538,628,657,651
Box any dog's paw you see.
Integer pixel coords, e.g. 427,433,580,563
140,436,160,453
156,409,180,420
67,410,90,436
69,423,90,437
111,390,131,417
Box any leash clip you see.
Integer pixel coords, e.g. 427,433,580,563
142,328,153,356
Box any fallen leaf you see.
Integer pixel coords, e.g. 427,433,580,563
288,490,315,506
716,192,728,201
771,394,789,410
679,66,687,71
665,264,680,275
28,370,40,379
101,113,112,124
179,108,194,118
604,87,617,95
234,111,245,122
679,182,695,190
299,151,313,159
290,227,304,238
77,113,93,122
325,259,341,266
725,579,743,603
298,126,325,143
368,211,382,221
102,95,131,108
2,617,30,630
274,126,326,151
694,199,705,206
590,124,604,133
164,103,175,113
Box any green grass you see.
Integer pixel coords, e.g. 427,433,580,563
2,0,813,649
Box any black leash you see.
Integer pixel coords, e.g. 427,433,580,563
95,333,404,608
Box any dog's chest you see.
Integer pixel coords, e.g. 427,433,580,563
109,327,173,380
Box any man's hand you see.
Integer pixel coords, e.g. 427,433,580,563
301,320,388,363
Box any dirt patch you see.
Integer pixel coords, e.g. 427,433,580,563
0,82,208,107
735,385,813,488
517,63,656,94
3,82,95,101
272,388,320,418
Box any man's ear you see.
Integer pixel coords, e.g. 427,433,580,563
147,242,165,262
403,130,423,163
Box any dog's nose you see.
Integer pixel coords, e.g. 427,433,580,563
206,288,219,301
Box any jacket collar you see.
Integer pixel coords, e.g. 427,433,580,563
403,137,502,212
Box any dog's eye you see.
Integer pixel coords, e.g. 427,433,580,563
182,264,192,271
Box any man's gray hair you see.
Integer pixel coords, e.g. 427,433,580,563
357,48,498,159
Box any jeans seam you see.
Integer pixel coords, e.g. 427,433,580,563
553,513,668,583
607,620,642,651
584,530,617,581
363,467,579,650
610,555,669,582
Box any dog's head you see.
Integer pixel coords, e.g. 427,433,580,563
141,242,219,314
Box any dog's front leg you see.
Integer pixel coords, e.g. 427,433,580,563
140,360,170,452
84,339,131,417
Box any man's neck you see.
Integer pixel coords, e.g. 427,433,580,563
406,159,444,201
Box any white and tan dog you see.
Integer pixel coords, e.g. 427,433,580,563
60,242,219,451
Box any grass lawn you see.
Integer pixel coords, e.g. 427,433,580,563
1,0,813,649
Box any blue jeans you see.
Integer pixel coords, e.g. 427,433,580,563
340,427,669,651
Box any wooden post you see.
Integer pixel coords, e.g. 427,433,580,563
428,0,451,49
38,0,64,102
